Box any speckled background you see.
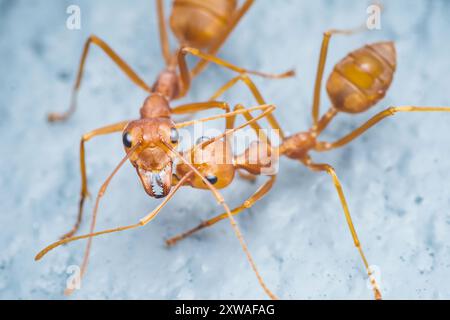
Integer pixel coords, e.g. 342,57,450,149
1,0,450,299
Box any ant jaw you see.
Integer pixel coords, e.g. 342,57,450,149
137,162,173,198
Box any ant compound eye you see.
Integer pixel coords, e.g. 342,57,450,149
170,128,179,144
122,132,133,148
196,136,210,145
205,174,218,185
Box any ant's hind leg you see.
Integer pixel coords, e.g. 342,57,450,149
311,26,367,127
301,156,382,300
314,106,450,151
60,121,129,240
48,35,152,122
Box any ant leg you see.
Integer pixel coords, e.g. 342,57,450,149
60,121,129,240
172,102,235,145
315,106,450,151
184,47,295,80
191,0,255,78
156,0,171,65
173,75,284,137
311,27,366,127
209,74,285,139
237,170,257,182
188,104,276,162
176,104,275,129
166,175,275,246
176,47,294,99
302,156,382,300
314,107,339,135
225,104,270,141
171,101,231,115
43,142,144,296
48,35,152,122
172,101,236,145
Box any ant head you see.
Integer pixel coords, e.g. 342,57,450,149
176,137,235,190
123,118,180,198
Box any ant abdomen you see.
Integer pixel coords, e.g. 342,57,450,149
326,41,397,114
170,0,237,49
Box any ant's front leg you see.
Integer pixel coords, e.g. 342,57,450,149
60,121,129,240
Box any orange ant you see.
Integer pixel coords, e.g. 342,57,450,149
160,30,450,300
38,0,293,298
47,0,291,234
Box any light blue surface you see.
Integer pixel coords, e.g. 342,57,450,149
1,0,450,299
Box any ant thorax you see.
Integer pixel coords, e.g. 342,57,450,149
140,94,172,119
279,131,317,160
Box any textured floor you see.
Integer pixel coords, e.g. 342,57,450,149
1,0,450,300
